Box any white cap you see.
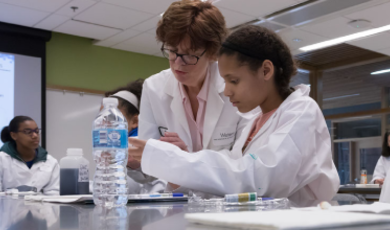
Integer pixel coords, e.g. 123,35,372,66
102,97,118,106
66,148,83,156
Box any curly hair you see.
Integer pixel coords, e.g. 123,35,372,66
219,25,297,99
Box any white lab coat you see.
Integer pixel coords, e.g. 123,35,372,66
140,85,340,205
372,156,390,183
128,62,248,183
127,136,167,194
0,151,59,195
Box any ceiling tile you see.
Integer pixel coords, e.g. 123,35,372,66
34,14,69,30
0,0,71,12
54,20,121,40
102,0,175,14
344,1,390,27
377,47,390,57
347,32,390,51
218,8,256,28
253,20,286,32
94,29,142,47
278,28,328,50
74,2,153,30
300,17,375,38
146,28,156,35
55,0,97,17
0,3,50,27
131,15,161,32
112,33,161,55
214,0,297,17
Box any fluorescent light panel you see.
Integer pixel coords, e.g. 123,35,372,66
371,68,390,75
299,24,390,52
323,93,360,101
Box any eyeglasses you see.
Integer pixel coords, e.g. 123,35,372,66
17,128,41,136
161,46,206,65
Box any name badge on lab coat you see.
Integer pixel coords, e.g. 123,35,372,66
212,127,236,146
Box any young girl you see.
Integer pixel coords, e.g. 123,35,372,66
0,116,59,195
104,79,167,194
128,26,340,205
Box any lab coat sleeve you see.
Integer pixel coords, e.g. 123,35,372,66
372,156,386,183
42,161,60,195
141,101,339,202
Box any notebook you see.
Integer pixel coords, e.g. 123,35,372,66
185,210,390,230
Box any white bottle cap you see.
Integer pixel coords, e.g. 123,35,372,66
102,97,118,106
66,148,83,156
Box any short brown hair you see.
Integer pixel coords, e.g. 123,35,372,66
156,0,227,57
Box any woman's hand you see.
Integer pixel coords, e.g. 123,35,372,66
375,178,385,185
127,138,147,169
160,132,189,152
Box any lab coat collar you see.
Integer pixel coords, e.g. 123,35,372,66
162,62,225,150
203,62,225,147
0,141,47,164
242,84,311,153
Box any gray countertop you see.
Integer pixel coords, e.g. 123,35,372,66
1,196,390,230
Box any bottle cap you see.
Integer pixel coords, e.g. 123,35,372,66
66,148,83,156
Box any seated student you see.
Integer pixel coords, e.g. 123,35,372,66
127,26,340,205
104,79,167,193
372,132,390,185
0,116,59,195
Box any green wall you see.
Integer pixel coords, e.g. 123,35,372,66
46,32,169,91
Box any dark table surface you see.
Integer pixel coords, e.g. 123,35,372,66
338,185,381,194
1,195,389,230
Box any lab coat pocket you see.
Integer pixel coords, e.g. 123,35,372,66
212,126,236,147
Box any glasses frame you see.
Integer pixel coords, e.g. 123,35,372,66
161,45,207,65
16,128,41,136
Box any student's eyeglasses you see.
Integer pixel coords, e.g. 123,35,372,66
17,128,41,136
161,45,206,65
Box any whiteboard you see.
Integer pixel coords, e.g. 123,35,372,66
46,89,103,178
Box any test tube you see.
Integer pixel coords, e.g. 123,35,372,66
224,192,257,203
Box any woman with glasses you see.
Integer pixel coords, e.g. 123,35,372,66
0,116,59,195
126,0,249,192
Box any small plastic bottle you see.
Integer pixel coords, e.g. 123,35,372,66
60,148,90,195
360,168,368,184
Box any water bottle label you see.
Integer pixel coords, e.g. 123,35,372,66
79,164,89,182
92,129,128,149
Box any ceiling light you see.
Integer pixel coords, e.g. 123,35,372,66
293,38,302,42
297,68,309,73
371,68,390,75
323,93,360,101
348,19,371,29
299,24,390,52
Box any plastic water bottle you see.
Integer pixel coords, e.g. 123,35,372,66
92,98,128,207
59,148,90,195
